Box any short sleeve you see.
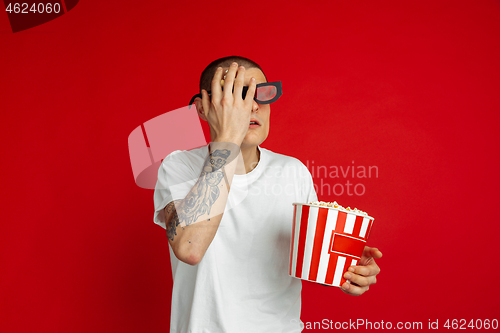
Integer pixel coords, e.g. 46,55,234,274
153,151,202,229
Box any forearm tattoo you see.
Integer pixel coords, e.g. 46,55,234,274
165,149,231,241
165,200,181,241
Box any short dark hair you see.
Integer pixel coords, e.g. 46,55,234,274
199,56,267,92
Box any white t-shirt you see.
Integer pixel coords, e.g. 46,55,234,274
154,145,317,333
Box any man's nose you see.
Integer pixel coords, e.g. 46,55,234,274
252,100,259,112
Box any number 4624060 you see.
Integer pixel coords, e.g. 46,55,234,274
444,319,498,330
5,3,61,14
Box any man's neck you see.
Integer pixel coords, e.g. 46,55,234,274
237,145,260,175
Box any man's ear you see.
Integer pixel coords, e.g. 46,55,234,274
194,97,208,121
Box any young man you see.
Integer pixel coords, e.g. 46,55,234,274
154,56,382,332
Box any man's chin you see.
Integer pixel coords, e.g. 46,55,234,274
241,133,268,148
241,140,263,150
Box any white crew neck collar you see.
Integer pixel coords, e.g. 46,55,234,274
233,145,264,180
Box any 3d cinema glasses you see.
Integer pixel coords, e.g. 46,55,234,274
189,81,282,108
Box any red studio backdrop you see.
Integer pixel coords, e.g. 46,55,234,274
1,1,499,332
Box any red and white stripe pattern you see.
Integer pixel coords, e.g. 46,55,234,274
289,203,374,287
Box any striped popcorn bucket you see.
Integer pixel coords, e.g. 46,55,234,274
289,203,375,287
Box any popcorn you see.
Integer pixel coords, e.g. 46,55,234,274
309,201,369,216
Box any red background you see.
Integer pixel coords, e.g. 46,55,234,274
1,0,499,332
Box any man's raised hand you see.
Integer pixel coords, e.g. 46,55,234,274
200,62,257,146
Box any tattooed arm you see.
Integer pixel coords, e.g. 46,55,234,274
164,141,241,265
165,63,257,265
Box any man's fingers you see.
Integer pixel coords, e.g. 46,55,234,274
340,281,368,296
363,246,383,259
222,62,239,101
244,77,257,107
210,67,224,106
344,269,377,287
233,66,245,100
200,89,209,117
340,246,382,296
359,246,382,266
347,264,375,277
371,247,383,259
